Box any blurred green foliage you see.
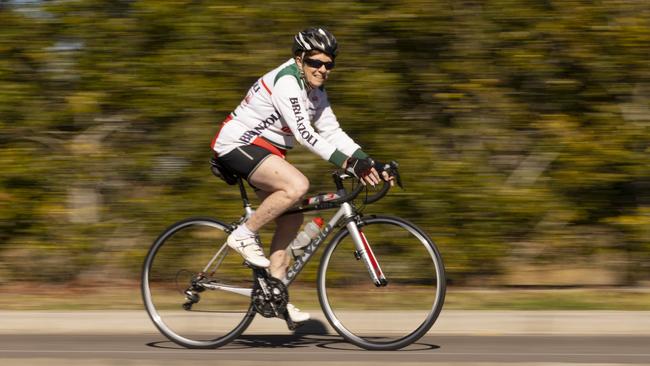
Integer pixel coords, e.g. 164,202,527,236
0,0,648,285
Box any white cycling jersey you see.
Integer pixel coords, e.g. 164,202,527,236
211,58,367,167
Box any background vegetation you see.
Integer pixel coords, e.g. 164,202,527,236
1,0,648,287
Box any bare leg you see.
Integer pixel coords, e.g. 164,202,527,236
245,155,309,232
257,188,304,279
224,155,307,269
248,156,311,321
246,155,308,276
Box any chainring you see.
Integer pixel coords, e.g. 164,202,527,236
251,276,289,318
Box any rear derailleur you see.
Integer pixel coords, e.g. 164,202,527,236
181,272,207,310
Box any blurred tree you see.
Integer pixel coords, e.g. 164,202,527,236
0,0,648,285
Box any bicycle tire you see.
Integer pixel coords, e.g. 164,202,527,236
317,215,446,350
141,217,255,348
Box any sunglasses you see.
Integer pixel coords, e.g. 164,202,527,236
303,57,335,70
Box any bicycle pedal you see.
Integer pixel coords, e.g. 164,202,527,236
283,311,301,331
286,321,302,331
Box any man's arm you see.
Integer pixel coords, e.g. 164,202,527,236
272,77,349,167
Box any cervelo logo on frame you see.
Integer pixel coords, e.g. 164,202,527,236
286,223,332,281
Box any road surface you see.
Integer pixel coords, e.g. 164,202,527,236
1,333,649,365
1,311,648,365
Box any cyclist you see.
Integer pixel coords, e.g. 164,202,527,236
211,27,390,323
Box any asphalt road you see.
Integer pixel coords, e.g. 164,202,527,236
1,332,649,365
2,311,649,365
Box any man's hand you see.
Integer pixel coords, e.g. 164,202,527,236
373,161,396,187
345,157,382,186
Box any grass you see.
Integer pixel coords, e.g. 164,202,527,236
443,287,650,310
1,283,649,311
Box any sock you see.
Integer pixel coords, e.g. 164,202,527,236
232,223,256,239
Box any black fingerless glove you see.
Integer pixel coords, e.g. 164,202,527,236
345,156,375,178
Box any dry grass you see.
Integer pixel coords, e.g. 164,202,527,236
1,282,649,310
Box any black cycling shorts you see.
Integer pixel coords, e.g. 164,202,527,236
216,145,274,181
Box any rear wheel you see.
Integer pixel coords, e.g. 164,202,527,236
141,217,255,348
318,215,446,350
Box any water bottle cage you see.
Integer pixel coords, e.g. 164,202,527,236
289,217,325,258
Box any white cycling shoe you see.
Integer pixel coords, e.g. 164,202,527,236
226,233,270,268
287,303,310,323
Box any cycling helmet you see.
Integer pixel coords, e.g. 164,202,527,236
292,27,338,58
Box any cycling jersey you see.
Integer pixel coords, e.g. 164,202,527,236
211,58,367,167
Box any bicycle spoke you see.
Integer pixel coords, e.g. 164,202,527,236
142,218,255,348
319,216,445,350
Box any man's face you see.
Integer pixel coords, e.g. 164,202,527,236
298,52,334,89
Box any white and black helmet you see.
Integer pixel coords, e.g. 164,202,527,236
292,27,338,58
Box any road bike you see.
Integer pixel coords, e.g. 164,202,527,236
141,158,446,350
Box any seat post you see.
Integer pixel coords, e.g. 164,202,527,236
236,177,251,209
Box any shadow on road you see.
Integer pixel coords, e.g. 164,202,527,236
146,319,439,351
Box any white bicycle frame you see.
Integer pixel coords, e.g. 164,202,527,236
199,201,386,298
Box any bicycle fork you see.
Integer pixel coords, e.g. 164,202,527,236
346,218,388,287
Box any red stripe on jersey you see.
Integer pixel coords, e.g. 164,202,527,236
252,137,286,158
261,79,272,95
210,114,234,151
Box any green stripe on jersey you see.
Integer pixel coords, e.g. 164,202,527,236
328,150,348,168
274,62,304,90
351,149,369,159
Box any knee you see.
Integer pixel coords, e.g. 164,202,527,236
284,176,309,202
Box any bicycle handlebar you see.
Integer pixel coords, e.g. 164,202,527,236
329,161,401,205
286,161,401,215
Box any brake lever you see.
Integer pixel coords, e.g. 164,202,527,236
390,161,403,189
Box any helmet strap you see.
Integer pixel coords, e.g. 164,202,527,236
297,51,314,91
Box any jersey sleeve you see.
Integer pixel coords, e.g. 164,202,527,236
312,95,368,159
272,76,349,167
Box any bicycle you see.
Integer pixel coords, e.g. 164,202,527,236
141,158,446,350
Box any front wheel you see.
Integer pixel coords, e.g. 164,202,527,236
318,216,446,350
141,217,255,348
